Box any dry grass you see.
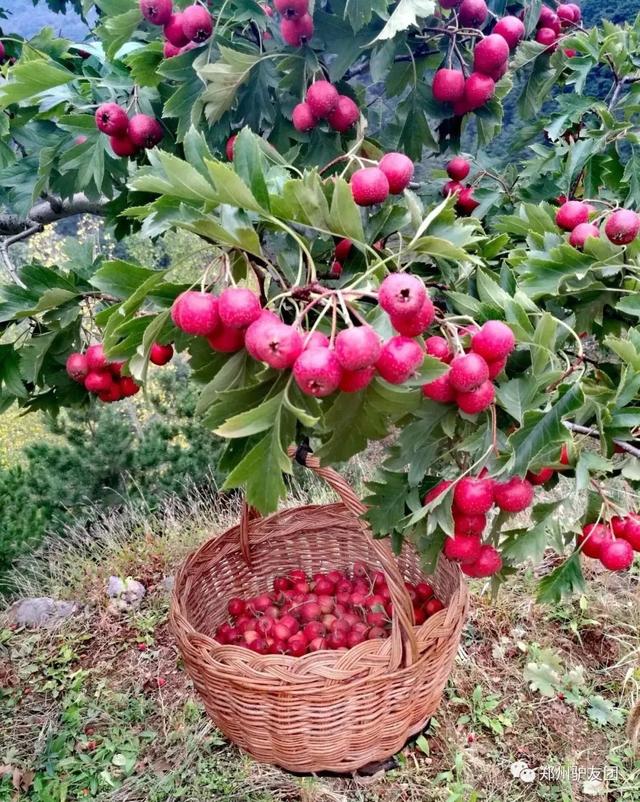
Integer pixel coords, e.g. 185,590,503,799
0,480,638,802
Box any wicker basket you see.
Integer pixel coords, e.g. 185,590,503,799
170,449,469,773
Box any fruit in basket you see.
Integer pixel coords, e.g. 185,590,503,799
214,561,446,655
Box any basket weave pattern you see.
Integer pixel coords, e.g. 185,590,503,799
170,454,468,772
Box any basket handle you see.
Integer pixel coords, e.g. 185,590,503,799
286,444,419,668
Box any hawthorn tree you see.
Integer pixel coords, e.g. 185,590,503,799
1,0,640,598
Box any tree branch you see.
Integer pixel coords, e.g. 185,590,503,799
0,193,107,236
564,421,640,459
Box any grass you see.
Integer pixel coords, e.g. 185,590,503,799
0,482,638,802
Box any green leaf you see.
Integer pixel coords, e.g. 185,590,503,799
214,391,284,438
375,0,435,41
328,178,365,242
206,159,264,213
198,47,260,124
586,696,624,727
364,470,410,536
233,128,271,211
495,377,541,425
508,385,584,475
0,59,74,107
536,553,585,604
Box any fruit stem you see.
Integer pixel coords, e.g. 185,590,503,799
336,290,353,327
330,295,338,346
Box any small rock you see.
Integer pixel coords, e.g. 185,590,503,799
160,575,174,592
10,597,78,628
106,576,146,612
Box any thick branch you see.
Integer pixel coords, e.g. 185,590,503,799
0,193,107,236
564,421,640,459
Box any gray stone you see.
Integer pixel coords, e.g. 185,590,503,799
10,597,78,628
160,575,174,592
106,576,146,612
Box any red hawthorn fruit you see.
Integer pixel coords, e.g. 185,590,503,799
292,102,316,132
555,200,590,231
350,167,390,206
564,48,577,57
243,310,280,358
557,3,577,25
390,296,435,337
620,515,640,551
416,582,434,600
327,95,360,132
443,180,463,197
378,273,427,317
95,103,129,136
85,371,113,394
453,97,471,117
493,477,534,512
611,516,628,537
493,16,525,49
334,238,352,262
228,597,246,617
379,152,414,194
218,287,262,328
459,0,488,28
449,353,489,393
182,4,213,42
99,382,123,403
329,260,343,278
599,539,634,571
453,511,486,536
225,134,237,161
274,0,308,18
577,523,613,559
473,35,510,77
422,373,455,404
456,380,495,414
433,68,466,103
293,348,343,397
424,479,453,505
538,5,557,26
207,324,246,353
446,156,470,181
375,336,424,384
487,357,507,380
560,444,571,466
463,73,496,109
305,80,339,118
425,598,445,615
304,331,330,350
140,0,173,25
467,544,503,577
536,27,557,48
453,477,494,515
527,466,554,485
163,41,181,58
471,320,515,362
280,13,313,45
604,209,640,245
110,134,138,158
334,326,381,371
66,353,89,382
569,222,600,248
251,321,303,368
120,376,140,397
171,291,219,336
128,114,163,149
149,342,173,365
287,634,308,656
456,186,480,214
425,335,453,363
164,13,190,47
444,533,482,564
86,344,107,371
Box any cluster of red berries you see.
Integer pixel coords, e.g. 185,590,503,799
441,156,479,215
139,0,213,57
578,515,640,572
94,102,163,158
555,200,640,249
214,563,445,656
535,3,582,51
171,274,440,397
292,79,360,134
65,342,172,403
426,472,535,577
349,153,414,206
274,0,314,46
433,5,522,115
422,320,515,414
